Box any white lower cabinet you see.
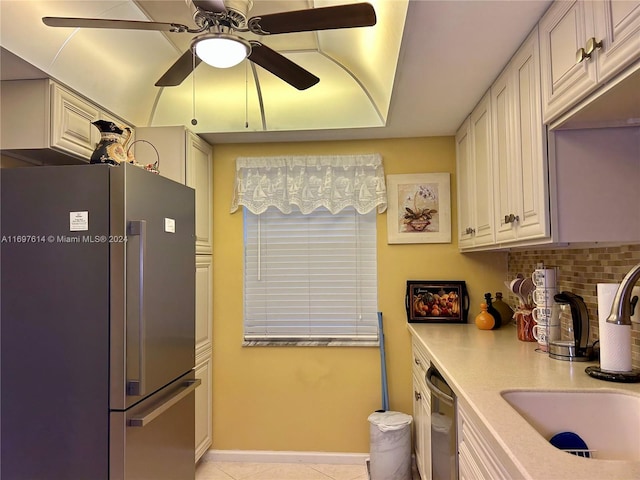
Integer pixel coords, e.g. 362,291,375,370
195,256,213,357
412,338,432,480
194,255,213,460
413,372,431,480
412,337,519,480
457,403,516,480
194,349,212,461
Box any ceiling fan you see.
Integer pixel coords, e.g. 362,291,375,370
42,0,377,91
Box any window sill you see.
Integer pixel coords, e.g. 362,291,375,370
242,339,379,347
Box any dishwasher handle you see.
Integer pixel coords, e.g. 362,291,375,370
426,365,454,407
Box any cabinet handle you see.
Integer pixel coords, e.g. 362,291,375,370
576,38,603,64
576,47,589,64
465,227,475,235
414,357,421,365
504,213,520,224
585,37,603,56
414,391,422,401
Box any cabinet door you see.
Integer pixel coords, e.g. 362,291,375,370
134,126,187,184
50,83,100,159
469,93,495,246
194,351,212,462
491,67,516,243
413,373,431,480
457,406,512,480
186,132,213,254
195,255,213,356
540,0,598,123
510,29,550,241
455,119,474,248
594,0,640,83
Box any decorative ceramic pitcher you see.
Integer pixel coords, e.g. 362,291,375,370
90,120,128,165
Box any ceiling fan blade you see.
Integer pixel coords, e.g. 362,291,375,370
191,0,227,13
248,42,319,90
248,3,376,35
43,17,192,32
155,49,202,87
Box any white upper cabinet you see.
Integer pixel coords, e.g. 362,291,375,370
539,1,597,123
187,132,214,254
594,0,640,83
456,94,495,250
469,93,495,247
50,83,101,159
540,0,640,123
490,67,514,244
1,79,132,164
134,126,213,254
492,28,550,244
456,119,474,248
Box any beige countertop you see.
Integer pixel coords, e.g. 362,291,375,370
408,322,640,480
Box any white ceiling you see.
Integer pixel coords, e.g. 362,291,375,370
0,0,552,144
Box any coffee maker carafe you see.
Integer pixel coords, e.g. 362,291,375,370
548,292,593,361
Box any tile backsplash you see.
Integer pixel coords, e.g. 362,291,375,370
508,244,640,369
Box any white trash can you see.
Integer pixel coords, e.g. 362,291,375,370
367,411,413,480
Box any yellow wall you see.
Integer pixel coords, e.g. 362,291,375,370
211,136,508,453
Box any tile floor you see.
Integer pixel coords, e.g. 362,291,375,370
196,459,421,480
195,460,369,480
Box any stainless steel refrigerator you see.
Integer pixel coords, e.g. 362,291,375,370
1,162,198,479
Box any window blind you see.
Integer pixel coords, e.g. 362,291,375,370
243,206,379,343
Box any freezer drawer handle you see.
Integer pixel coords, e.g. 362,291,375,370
128,379,201,428
127,220,147,397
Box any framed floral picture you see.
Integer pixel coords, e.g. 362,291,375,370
386,173,451,244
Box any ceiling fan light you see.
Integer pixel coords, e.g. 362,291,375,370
193,34,250,69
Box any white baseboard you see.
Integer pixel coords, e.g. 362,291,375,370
202,450,370,465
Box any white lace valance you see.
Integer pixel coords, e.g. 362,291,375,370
230,154,387,215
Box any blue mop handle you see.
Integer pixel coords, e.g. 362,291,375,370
378,311,389,411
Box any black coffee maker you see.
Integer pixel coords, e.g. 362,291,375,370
548,292,593,361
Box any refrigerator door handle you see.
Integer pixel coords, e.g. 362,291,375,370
127,220,147,397
128,379,201,427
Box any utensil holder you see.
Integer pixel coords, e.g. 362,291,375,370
515,310,535,342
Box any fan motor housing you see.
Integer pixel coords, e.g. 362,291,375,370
224,0,253,28
186,0,253,29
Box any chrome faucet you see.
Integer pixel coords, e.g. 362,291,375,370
607,262,640,325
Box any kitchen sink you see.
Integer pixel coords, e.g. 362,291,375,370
501,389,640,461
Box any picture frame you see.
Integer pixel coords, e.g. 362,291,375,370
386,173,451,244
405,280,469,323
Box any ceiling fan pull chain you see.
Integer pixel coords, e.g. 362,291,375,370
191,47,198,126
245,61,249,129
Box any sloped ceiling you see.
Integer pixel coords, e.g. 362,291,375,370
0,0,407,135
0,0,553,143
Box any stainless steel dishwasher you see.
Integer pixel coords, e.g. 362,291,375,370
426,365,458,480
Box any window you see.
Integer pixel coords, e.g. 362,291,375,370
243,206,379,345
231,153,387,346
